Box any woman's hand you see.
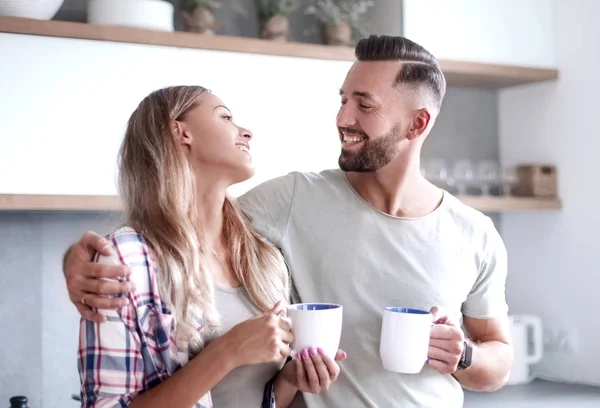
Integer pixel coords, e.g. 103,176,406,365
220,301,294,367
279,348,347,394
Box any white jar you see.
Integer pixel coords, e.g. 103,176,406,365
0,0,65,19
87,0,174,32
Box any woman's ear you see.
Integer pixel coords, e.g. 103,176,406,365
171,120,192,146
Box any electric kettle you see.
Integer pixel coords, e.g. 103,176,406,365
507,314,544,385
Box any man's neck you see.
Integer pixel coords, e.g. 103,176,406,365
345,155,443,218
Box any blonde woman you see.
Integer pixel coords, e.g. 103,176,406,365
76,86,345,408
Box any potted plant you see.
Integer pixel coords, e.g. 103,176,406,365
305,0,373,46
255,0,301,42
180,0,221,34
180,0,246,35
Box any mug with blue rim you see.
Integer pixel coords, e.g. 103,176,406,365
287,303,343,359
379,306,433,374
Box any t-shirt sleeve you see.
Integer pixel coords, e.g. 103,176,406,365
461,217,509,319
236,172,297,248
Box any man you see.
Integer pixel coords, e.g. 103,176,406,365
64,35,512,407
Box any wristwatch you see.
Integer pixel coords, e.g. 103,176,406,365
456,340,473,370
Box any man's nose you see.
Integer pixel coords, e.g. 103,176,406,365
336,104,357,128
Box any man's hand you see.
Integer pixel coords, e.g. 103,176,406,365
427,306,465,374
64,231,134,323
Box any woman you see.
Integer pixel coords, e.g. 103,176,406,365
77,85,344,407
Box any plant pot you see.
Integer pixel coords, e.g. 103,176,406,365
87,0,174,32
260,14,290,42
181,7,215,35
0,0,64,19
324,20,353,47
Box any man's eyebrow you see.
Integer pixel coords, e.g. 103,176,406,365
339,89,374,99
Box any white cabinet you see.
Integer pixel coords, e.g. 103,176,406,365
0,33,180,196
0,33,351,197
175,49,350,197
402,0,556,68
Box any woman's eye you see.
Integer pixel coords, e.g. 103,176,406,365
222,115,233,121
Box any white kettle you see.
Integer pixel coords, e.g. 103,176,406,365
507,314,544,385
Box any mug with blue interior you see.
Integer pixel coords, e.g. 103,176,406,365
287,303,343,359
379,306,433,374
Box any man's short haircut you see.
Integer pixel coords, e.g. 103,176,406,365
355,35,447,110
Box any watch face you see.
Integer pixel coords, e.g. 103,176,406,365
458,341,472,370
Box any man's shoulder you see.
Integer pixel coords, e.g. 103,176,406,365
442,192,498,235
239,168,343,201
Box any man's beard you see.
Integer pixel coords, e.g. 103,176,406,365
338,124,403,172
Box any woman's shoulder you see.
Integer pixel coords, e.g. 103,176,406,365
96,226,160,306
104,226,152,262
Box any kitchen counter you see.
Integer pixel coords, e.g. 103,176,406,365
464,379,600,407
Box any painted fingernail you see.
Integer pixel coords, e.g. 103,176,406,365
303,348,310,358
317,347,326,356
296,352,303,361
342,351,347,359
310,346,318,356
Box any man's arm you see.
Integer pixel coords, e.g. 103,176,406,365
453,316,512,391
64,173,297,322
428,215,512,391
426,310,513,392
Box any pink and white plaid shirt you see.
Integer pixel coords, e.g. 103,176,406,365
77,226,278,407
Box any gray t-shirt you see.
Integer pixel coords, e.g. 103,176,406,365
210,286,284,407
238,169,508,408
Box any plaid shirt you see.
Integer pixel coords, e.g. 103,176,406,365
77,227,278,407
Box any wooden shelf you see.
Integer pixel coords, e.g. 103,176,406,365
0,16,558,89
0,194,121,211
458,196,562,212
0,194,561,213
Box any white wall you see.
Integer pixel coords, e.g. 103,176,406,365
402,0,556,68
0,34,351,197
498,0,600,385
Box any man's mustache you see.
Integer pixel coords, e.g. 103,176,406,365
338,127,368,138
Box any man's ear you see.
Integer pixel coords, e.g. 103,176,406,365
171,120,192,146
406,109,431,141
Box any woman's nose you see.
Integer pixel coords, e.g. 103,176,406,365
241,127,253,141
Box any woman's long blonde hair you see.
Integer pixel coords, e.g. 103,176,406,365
118,86,290,351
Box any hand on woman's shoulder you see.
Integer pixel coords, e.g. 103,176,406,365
94,226,157,309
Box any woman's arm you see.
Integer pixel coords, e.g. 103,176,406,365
77,228,237,407
128,336,235,407
79,307,237,408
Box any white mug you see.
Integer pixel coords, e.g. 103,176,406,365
287,303,343,359
380,307,433,374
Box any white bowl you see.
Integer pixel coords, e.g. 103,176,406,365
87,0,174,32
0,0,65,19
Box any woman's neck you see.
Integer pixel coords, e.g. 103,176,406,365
194,181,227,253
